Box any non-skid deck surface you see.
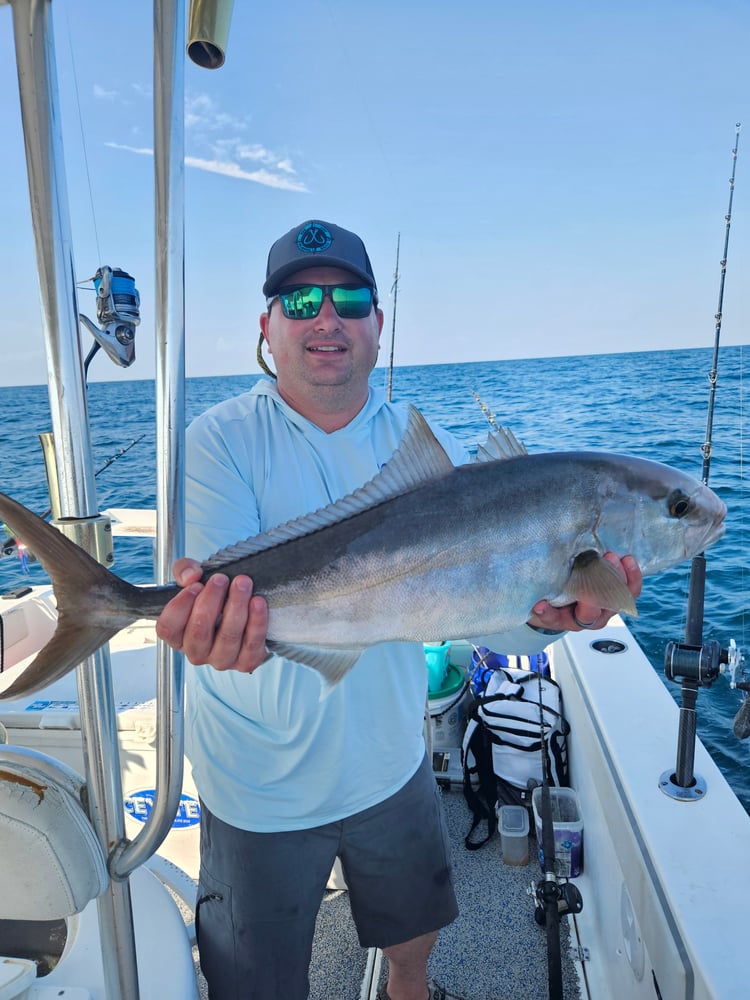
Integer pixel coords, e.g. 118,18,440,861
307,786,582,1000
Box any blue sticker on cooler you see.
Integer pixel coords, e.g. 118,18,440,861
124,789,201,828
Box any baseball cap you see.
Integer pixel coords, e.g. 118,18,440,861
263,220,378,297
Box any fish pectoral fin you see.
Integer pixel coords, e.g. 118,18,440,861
563,550,638,617
265,641,363,686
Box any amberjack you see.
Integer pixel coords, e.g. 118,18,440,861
0,407,726,699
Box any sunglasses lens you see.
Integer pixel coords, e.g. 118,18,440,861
278,285,373,319
330,286,373,318
279,286,324,319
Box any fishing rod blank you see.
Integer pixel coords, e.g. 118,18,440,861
386,233,400,402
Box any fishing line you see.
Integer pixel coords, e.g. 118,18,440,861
61,6,103,266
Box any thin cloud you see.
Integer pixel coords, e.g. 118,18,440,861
105,142,308,191
220,140,305,183
93,84,118,100
104,89,308,191
185,93,246,133
186,156,308,191
106,142,153,157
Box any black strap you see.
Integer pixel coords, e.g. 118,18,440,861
462,709,499,850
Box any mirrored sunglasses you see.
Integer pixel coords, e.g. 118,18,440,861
269,284,375,320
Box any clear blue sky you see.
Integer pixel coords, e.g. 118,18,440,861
0,0,748,386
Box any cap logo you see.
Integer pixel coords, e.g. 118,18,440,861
296,222,332,254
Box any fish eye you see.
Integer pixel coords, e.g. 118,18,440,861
668,490,692,519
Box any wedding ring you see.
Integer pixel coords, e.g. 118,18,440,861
572,610,598,629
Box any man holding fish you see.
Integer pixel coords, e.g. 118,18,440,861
155,220,642,1000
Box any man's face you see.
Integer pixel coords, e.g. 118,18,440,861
260,266,383,401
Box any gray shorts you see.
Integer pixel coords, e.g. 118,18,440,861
195,755,458,1000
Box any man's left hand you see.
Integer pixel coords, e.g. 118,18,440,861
528,553,643,633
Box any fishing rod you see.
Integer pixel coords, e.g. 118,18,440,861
662,124,745,794
386,233,400,402
534,670,563,1000
0,435,146,564
685,124,741,642
533,670,583,1000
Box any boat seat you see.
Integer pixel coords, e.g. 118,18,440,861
0,747,109,921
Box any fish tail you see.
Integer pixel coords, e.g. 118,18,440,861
0,492,140,700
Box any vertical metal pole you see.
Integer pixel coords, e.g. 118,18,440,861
152,0,187,869
111,0,188,879
153,4,186,584
10,1,139,995
11,0,96,516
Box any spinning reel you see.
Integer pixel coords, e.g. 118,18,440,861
79,266,140,376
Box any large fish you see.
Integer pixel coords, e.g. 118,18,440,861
0,407,726,700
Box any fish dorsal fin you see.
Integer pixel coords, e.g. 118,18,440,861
475,425,528,462
202,405,454,569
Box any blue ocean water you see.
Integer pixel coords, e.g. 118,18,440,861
0,346,748,809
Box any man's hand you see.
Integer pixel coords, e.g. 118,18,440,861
528,553,643,633
155,558,269,672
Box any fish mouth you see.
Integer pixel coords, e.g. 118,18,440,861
695,499,728,552
704,516,727,548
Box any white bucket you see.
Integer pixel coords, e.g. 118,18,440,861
428,664,469,748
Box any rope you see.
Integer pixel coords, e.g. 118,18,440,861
256,332,276,379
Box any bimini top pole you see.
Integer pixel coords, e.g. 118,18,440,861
9,0,139,995
112,0,188,879
11,0,97,517
112,0,236,879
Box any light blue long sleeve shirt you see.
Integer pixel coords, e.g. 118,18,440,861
184,380,555,832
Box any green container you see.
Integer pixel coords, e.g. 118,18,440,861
428,661,465,700
424,643,450,693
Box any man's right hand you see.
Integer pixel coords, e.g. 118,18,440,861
155,558,270,673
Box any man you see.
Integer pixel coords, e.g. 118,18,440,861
156,219,642,1000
